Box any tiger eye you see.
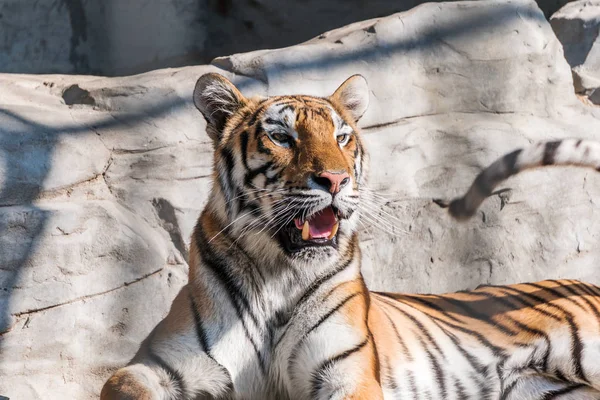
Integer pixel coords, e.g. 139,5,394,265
272,132,288,142
337,134,350,145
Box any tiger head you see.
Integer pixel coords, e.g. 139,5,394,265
193,73,369,264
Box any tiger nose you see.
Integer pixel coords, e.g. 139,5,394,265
313,171,351,194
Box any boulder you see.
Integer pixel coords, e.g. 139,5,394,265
0,0,577,76
551,0,600,102
2,0,600,398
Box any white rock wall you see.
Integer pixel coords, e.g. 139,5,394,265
551,0,600,103
0,0,574,76
1,0,600,398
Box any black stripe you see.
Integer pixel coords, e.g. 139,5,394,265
312,107,329,118
524,283,588,382
189,294,210,352
503,284,582,381
310,338,368,398
147,349,187,397
272,99,299,108
188,292,234,392
241,200,261,217
358,142,366,182
542,141,561,165
554,281,600,322
434,320,489,378
540,384,586,400
376,294,447,358
244,161,273,186
394,296,490,378
285,193,322,199
196,227,261,327
417,335,447,399
555,369,568,382
255,123,272,155
579,282,600,297
264,117,287,128
499,377,519,400
378,293,506,358
288,292,361,377
221,147,236,180
503,149,523,176
454,377,468,398
305,292,360,337
296,245,355,308
475,286,556,335
383,356,400,393
352,145,361,183
379,304,412,361
189,293,211,354
219,147,241,216
240,130,249,169
493,287,562,322
406,369,420,400
278,104,295,115
474,290,553,371
376,293,488,398
367,329,381,385
572,280,600,298
247,106,263,126
575,139,583,147
195,227,266,374
570,282,600,321
402,295,465,324
474,173,494,197
274,251,356,350
265,170,282,186
434,294,521,337
544,280,593,311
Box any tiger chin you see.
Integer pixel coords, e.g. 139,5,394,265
101,73,600,400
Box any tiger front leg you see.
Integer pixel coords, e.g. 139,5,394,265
100,364,167,400
100,359,230,400
101,286,233,400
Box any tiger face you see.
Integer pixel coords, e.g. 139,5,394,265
193,73,369,263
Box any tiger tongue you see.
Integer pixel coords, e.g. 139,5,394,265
294,207,339,240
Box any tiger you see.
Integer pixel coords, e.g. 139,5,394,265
101,72,600,400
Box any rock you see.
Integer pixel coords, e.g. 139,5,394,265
551,1,600,102
0,0,576,76
217,0,577,126
2,0,600,398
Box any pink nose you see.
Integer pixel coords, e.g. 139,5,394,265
316,171,351,194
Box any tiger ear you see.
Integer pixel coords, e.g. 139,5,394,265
193,73,247,144
329,74,370,122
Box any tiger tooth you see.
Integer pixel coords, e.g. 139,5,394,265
328,222,339,240
302,221,310,241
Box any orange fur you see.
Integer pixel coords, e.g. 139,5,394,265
100,369,154,400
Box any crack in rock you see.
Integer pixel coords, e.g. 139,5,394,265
11,268,164,319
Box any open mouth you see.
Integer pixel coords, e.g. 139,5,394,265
278,206,341,253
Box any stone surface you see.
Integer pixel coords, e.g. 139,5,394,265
551,0,600,102
0,0,575,76
2,0,600,398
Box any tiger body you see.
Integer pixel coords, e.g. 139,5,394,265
101,73,600,400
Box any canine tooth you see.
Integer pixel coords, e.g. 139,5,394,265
302,221,310,241
328,222,339,240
